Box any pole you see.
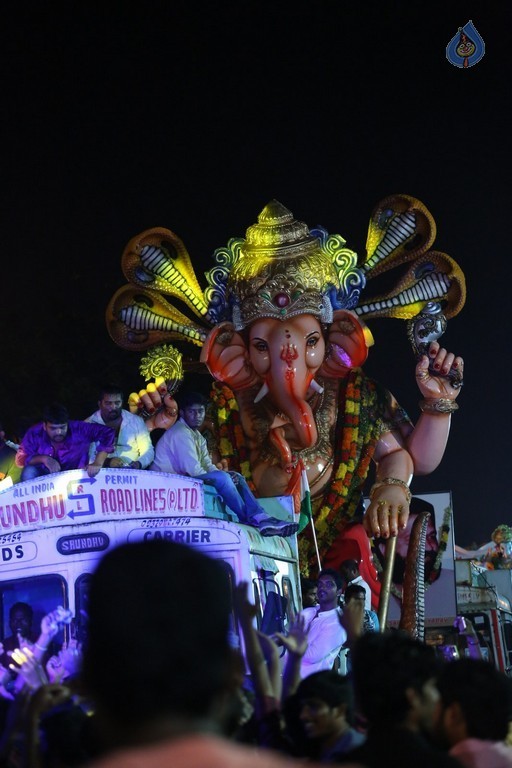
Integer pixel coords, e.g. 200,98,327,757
378,535,397,630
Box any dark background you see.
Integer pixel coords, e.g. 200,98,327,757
3,2,508,547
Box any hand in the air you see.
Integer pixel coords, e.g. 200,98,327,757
415,342,464,400
128,377,179,431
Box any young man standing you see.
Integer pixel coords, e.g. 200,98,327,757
340,559,372,612
298,568,347,678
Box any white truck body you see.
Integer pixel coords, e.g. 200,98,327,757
0,469,301,648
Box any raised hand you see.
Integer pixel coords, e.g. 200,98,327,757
128,377,179,432
415,342,464,400
274,613,308,658
9,646,48,691
233,580,257,627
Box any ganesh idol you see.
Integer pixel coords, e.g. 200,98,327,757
106,194,465,578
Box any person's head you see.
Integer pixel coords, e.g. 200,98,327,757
9,601,33,638
351,629,442,733
178,391,209,430
82,539,233,744
296,670,355,744
343,583,366,607
434,658,510,748
97,384,124,424
42,403,70,443
340,559,360,585
316,568,343,611
301,577,318,608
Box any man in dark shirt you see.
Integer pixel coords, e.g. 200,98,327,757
16,403,115,481
0,602,36,669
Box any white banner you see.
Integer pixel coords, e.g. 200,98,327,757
0,468,204,534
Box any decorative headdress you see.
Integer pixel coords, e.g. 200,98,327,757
106,194,466,374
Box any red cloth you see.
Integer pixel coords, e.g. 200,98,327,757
322,521,381,611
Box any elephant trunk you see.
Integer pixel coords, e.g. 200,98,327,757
268,369,318,450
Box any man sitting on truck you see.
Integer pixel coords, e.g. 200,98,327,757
150,391,298,538
86,383,154,470
16,403,115,480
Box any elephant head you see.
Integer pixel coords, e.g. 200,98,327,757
200,308,371,466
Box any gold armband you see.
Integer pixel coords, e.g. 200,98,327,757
370,477,412,505
419,398,459,414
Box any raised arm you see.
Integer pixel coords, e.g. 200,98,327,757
365,342,463,540
275,613,308,700
405,343,463,474
232,582,277,708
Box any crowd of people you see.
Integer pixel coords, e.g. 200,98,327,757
2,385,512,766
0,539,511,767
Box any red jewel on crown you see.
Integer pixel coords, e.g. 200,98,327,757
274,293,290,308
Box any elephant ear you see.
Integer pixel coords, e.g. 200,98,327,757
200,322,261,390
319,310,374,377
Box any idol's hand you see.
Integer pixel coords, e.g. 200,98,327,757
415,342,463,399
128,376,178,431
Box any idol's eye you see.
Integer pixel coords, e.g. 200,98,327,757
306,334,320,348
252,339,268,352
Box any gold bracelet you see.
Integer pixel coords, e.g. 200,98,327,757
419,398,459,414
370,477,412,505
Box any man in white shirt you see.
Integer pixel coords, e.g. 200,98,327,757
87,384,154,469
340,559,372,612
151,391,298,538
299,568,347,678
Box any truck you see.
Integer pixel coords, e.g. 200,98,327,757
450,559,512,674
0,468,301,652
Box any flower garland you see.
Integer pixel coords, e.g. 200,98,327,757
209,383,254,488
429,506,452,583
209,372,393,574
298,369,388,571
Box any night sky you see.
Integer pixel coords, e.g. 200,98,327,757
3,2,509,547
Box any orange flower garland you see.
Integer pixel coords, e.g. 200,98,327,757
209,383,254,488
210,372,390,573
299,369,388,572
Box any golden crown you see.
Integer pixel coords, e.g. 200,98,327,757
228,200,339,330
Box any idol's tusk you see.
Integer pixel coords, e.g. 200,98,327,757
254,382,270,403
310,379,324,394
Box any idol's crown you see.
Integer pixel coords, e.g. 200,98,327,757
228,200,338,330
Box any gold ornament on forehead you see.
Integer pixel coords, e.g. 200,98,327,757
228,200,339,330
